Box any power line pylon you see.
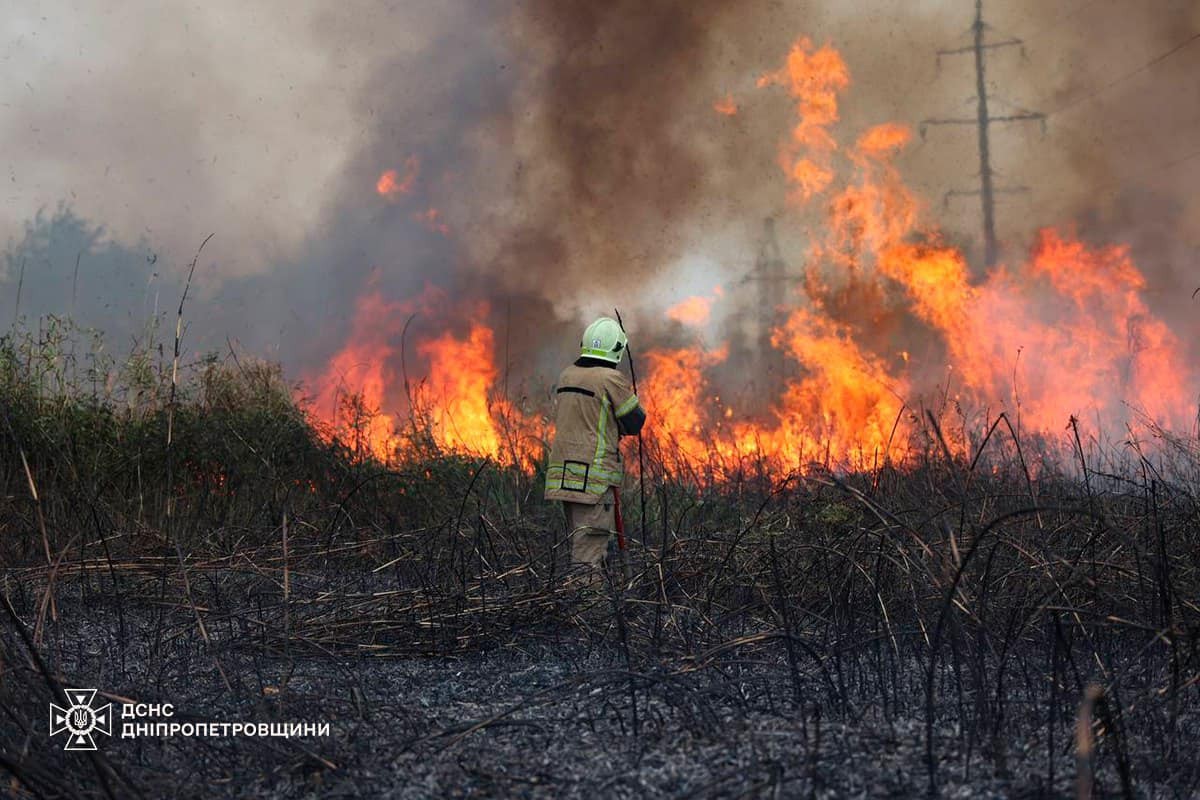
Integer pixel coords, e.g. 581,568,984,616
740,217,799,401
921,0,1046,268
752,217,787,354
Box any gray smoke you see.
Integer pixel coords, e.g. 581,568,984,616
2,0,1196,383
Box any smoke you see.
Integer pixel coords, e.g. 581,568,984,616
1,0,1197,379
462,0,740,298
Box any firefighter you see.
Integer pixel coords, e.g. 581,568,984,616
545,316,647,573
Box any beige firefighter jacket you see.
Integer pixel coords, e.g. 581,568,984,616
544,362,640,504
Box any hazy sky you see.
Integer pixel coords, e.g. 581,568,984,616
2,2,374,278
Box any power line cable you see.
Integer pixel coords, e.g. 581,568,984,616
1050,31,1200,115
1159,147,1200,171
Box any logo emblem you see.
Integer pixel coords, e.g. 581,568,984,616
592,337,602,348
50,689,112,750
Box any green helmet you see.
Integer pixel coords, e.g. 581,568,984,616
580,316,627,364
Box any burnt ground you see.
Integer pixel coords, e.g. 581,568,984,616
3,336,1198,797
3,561,1197,800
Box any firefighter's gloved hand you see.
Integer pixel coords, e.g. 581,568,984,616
617,403,646,437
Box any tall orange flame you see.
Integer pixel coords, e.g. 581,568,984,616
757,38,850,201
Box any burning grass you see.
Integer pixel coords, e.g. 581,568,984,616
308,35,1198,481
1,321,1198,798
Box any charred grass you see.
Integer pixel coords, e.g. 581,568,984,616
1,324,1198,798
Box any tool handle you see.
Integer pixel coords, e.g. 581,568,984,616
612,308,639,395
613,487,627,550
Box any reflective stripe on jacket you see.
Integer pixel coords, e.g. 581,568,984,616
544,361,640,504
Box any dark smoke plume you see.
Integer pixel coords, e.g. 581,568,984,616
483,0,736,295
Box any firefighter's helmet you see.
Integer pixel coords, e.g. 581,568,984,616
580,317,627,364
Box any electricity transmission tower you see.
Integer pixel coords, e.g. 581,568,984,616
740,217,798,397
921,0,1045,268
751,217,787,352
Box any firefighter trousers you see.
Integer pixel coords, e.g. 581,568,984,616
564,488,616,568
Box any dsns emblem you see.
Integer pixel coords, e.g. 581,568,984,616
49,689,113,751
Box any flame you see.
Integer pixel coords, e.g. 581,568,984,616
414,319,542,464
666,294,716,326
306,285,405,459
641,345,730,471
376,155,420,199
632,35,1195,476
303,287,545,468
416,321,500,456
757,37,850,201
713,94,738,116
641,314,906,471
880,232,1194,437
751,309,907,465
